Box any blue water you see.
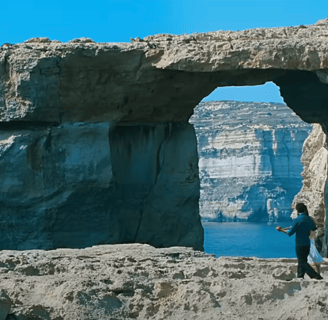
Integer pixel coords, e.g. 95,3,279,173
203,221,296,258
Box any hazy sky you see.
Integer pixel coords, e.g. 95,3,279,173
1,0,326,103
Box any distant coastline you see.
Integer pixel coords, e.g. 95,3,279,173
190,101,312,222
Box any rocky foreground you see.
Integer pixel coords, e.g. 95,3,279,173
1,244,328,320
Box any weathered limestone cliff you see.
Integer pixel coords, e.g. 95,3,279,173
190,101,312,222
1,18,328,249
0,121,201,250
292,124,328,255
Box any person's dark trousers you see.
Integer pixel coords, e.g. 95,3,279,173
296,245,322,279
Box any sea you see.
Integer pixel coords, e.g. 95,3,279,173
203,221,296,259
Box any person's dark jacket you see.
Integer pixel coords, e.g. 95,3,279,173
287,213,317,246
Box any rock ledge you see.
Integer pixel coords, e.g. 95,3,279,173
1,244,328,320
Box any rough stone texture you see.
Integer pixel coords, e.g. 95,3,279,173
2,19,328,249
293,124,328,255
190,101,311,222
2,23,328,125
0,122,201,250
0,123,113,249
0,290,11,320
0,37,204,250
1,244,328,320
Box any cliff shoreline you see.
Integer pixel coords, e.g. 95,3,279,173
190,101,312,222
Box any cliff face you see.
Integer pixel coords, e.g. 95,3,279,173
292,124,328,255
0,122,202,250
190,101,312,222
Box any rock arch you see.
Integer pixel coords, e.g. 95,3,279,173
1,20,328,250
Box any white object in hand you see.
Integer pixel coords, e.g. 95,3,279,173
308,239,324,264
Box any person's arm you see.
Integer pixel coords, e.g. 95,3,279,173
286,219,299,236
276,226,291,234
276,218,299,236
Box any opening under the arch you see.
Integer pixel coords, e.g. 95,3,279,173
190,82,312,258
201,82,284,103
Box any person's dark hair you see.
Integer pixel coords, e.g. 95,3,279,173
295,203,308,215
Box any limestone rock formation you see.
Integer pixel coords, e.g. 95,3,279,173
0,122,201,250
1,19,328,249
190,101,312,222
292,124,328,255
1,244,328,320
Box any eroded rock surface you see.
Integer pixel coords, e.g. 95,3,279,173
1,19,328,249
190,101,311,221
1,244,328,320
2,23,328,125
0,122,201,250
293,124,328,255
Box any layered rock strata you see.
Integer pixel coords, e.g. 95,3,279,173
1,244,328,320
1,18,328,249
190,101,312,222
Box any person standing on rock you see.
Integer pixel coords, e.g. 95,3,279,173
276,203,323,280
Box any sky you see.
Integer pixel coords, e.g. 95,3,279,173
1,0,327,103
